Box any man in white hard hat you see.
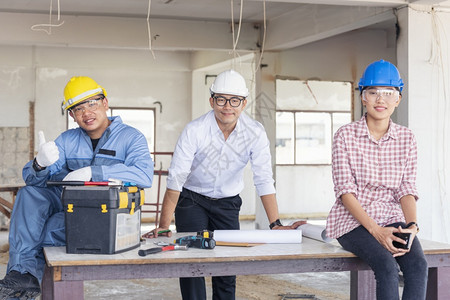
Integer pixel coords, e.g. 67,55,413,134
144,69,301,300
0,76,154,299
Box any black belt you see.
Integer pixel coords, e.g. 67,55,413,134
185,188,236,201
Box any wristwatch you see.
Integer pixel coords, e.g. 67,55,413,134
269,219,283,230
32,158,46,172
406,221,419,233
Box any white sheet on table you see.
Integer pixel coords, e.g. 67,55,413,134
214,229,302,244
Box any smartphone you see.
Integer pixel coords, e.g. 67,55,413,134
393,232,412,249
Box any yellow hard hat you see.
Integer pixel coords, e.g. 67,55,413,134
62,76,107,110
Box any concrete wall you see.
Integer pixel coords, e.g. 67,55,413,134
0,127,29,185
0,46,35,127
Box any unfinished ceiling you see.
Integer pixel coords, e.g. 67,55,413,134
0,0,449,51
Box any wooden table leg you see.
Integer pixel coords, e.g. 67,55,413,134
426,266,450,300
350,270,376,300
0,185,22,219
0,196,13,218
42,264,84,300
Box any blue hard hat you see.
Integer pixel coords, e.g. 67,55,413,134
358,59,404,92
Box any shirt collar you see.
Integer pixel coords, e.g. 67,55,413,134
385,119,398,140
209,111,222,136
209,110,242,136
234,115,243,133
356,113,398,140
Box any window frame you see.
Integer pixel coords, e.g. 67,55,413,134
275,79,354,166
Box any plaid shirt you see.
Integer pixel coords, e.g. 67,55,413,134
326,115,418,239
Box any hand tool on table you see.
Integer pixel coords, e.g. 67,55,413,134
147,229,171,236
197,229,214,239
138,244,188,256
175,230,216,249
141,229,171,239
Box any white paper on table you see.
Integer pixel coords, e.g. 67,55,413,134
297,224,332,243
214,229,302,244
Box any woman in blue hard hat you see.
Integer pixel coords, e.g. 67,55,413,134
326,60,428,299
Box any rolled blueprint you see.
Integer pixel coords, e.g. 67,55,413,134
214,229,302,244
298,223,332,243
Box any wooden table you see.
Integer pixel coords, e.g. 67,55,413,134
42,234,450,300
0,185,23,219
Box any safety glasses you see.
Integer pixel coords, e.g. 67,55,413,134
70,96,104,116
363,88,400,104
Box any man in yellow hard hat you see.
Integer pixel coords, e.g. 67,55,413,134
0,76,154,299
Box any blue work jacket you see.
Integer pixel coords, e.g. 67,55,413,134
22,116,153,188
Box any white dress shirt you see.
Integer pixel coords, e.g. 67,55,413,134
167,110,276,198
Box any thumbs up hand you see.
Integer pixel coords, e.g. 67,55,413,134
35,131,60,167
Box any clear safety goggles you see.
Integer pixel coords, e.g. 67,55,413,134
363,88,400,104
69,96,104,116
213,95,245,107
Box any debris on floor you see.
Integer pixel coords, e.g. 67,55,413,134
278,294,318,300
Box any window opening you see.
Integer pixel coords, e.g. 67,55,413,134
276,79,352,165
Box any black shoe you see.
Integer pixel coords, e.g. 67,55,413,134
0,270,41,300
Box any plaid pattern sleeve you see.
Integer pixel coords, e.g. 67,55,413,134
326,116,419,239
332,129,358,200
394,133,418,201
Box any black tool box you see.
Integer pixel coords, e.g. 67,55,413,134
62,185,144,254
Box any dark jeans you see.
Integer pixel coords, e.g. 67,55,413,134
175,188,242,300
337,223,428,300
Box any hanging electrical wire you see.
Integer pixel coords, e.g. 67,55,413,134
230,0,244,69
255,0,267,74
31,0,64,34
250,0,268,117
147,0,157,59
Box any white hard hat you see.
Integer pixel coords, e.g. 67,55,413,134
210,69,249,98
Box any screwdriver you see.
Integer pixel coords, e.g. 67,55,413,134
138,244,188,256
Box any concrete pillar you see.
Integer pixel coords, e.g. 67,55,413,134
253,52,279,229
396,5,450,243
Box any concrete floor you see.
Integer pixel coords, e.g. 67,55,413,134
0,222,352,300
79,273,351,300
